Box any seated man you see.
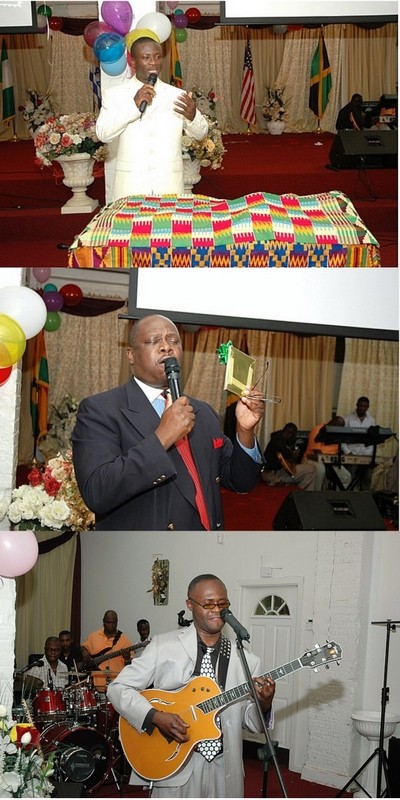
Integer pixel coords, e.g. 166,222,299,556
26,636,69,691
262,423,317,490
342,396,376,490
336,93,364,130
303,415,351,490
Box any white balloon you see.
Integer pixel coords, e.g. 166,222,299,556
135,12,172,44
0,286,47,339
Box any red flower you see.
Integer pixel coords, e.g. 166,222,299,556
28,468,43,487
42,473,61,497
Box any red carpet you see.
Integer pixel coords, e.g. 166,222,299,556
222,483,298,530
0,135,396,266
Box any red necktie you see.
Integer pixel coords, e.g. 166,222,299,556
175,435,211,531
159,391,211,530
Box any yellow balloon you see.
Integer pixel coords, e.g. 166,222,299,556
0,313,26,368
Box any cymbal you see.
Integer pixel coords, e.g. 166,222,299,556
66,671,88,676
14,675,43,692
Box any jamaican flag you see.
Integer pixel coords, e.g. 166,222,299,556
309,30,332,120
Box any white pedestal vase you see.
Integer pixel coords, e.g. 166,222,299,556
266,120,285,135
182,154,202,194
55,153,99,214
351,710,400,797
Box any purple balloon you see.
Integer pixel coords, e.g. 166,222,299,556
174,13,188,28
101,1,133,36
43,291,64,312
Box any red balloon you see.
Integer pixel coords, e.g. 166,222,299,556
186,7,201,23
83,20,115,47
48,16,63,30
0,365,12,386
60,284,83,307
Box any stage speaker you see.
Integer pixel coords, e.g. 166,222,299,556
388,737,400,797
329,130,397,169
273,491,386,530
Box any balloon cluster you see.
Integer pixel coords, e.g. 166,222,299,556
0,285,47,385
36,4,63,33
33,267,83,333
84,2,172,78
167,4,202,44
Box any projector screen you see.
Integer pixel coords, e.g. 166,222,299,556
0,2,38,32
124,269,398,341
220,0,398,24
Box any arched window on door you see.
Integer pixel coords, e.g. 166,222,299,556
254,594,290,616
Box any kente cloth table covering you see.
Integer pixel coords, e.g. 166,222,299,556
67,190,380,268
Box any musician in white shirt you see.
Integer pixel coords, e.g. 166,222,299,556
342,397,376,489
26,636,69,691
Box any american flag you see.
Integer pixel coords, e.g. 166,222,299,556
90,61,101,110
240,38,256,126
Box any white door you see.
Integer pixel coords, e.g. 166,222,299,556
239,581,301,751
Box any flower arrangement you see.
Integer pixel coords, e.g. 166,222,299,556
263,87,286,122
148,558,169,605
40,394,79,461
0,704,55,797
182,118,226,170
33,112,108,168
190,86,217,119
182,87,226,170
0,452,95,532
18,89,54,136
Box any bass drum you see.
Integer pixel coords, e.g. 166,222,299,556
40,723,112,791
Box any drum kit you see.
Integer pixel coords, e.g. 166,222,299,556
14,671,123,794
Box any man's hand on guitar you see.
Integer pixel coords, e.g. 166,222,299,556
152,711,190,743
253,676,276,713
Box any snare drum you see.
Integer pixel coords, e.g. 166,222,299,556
33,690,66,724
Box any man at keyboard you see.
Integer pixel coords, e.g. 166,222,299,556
342,397,376,490
304,416,351,491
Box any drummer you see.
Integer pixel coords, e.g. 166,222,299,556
25,636,69,691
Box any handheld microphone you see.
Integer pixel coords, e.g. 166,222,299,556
164,357,182,402
139,72,157,115
220,608,250,642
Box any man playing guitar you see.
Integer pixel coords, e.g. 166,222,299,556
108,574,275,798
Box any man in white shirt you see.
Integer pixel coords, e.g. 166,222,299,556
26,636,69,690
342,396,376,490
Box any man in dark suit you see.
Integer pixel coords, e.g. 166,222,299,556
72,315,264,530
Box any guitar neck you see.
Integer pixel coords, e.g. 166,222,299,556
22,698,44,758
198,656,304,715
93,640,147,667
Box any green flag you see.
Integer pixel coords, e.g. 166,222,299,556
309,31,332,120
1,38,15,124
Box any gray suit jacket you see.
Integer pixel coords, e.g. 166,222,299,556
72,379,262,530
107,624,272,795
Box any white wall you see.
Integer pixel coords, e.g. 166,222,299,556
80,529,400,788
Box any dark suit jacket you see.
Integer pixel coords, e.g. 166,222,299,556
72,379,262,531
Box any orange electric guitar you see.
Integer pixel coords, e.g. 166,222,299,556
119,640,342,782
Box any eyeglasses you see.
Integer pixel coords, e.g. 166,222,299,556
188,597,230,611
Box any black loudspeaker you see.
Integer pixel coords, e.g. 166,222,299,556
273,491,386,530
329,130,397,169
388,737,400,797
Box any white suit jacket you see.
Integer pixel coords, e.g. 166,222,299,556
107,624,273,796
96,75,208,202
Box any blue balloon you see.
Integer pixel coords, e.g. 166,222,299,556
101,51,127,76
93,31,125,63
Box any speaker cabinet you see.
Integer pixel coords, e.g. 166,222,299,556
273,491,386,530
388,737,400,797
329,130,397,169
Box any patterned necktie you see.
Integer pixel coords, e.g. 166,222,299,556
152,392,167,417
197,647,222,761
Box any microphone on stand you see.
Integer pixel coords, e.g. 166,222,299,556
16,659,44,674
139,72,157,115
220,608,250,642
164,357,182,401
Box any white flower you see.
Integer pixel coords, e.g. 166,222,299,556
39,500,70,529
20,732,31,745
0,704,7,717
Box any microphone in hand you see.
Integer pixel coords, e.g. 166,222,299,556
220,608,250,641
139,72,157,115
164,357,182,402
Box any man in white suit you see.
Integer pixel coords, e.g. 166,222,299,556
96,32,208,203
108,574,275,797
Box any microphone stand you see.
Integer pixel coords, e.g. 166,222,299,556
234,631,288,798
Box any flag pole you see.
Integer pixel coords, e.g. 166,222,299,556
11,116,18,142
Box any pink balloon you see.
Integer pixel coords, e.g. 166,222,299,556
0,531,39,578
167,1,179,7
83,20,115,47
101,1,133,36
33,267,51,283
